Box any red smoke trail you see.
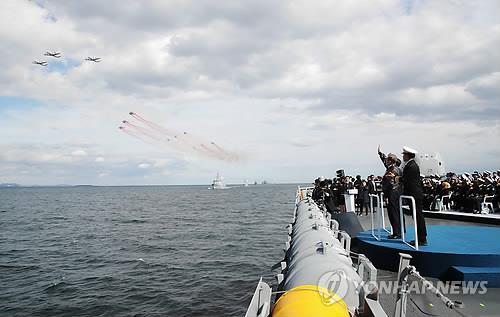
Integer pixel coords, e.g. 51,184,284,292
125,112,241,162
124,117,199,155
119,127,155,145
210,142,240,162
130,112,212,156
129,112,177,137
178,132,221,158
129,113,205,156
211,142,224,152
210,142,231,159
200,144,225,160
122,121,165,142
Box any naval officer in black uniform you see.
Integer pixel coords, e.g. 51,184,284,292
401,146,428,246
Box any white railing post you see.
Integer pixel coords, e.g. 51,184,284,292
377,194,382,239
379,192,393,235
378,192,386,230
369,194,381,240
394,253,413,317
369,194,375,239
370,193,392,240
399,195,418,250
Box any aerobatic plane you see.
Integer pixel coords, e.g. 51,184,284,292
44,51,61,58
85,57,101,62
32,61,48,66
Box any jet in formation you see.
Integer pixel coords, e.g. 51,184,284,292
44,51,61,58
31,52,102,67
85,56,101,62
32,60,48,66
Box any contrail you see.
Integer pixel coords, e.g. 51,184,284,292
129,112,177,137
129,113,211,157
122,120,165,142
121,112,242,162
128,112,200,152
123,119,201,155
118,126,155,145
210,142,240,161
200,143,226,160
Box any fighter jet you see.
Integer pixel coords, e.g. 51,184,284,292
122,120,128,124
32,61,48,66
85,57,101,62
44,51,61,58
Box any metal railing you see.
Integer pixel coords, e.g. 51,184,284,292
296,186,314,204
395,253,468,317
369,193,391,240
244,277,272,317
399,195,419,250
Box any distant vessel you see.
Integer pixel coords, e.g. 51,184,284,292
209,172,228,190
243,179,249,187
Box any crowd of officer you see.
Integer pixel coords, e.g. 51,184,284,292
423,171,500,213
311,171,382,215
312,166,500,217
311,144,500,248
312,170,500,214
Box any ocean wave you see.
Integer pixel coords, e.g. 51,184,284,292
0,184,298,316
0,263,40,272
116,219,148,224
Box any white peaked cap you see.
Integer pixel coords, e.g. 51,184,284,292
402,146,418,154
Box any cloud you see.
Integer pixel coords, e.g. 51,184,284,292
71,149,88,156
289,138,316,148
0,1,499,185
137,163,150,169
465,72,500,100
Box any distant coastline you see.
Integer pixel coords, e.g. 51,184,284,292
0,183,20,188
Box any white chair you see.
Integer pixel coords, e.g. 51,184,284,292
441,193,452,211
434,197,443,211
435,193,452,211
481,195,495,214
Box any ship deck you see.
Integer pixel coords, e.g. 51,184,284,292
353,213,500,317
422,209,500,225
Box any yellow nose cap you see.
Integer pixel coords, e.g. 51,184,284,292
272,285,350,317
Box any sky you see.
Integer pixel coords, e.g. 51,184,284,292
0,0,499,186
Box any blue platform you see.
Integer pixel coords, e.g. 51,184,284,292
446,266,500,287
356,225,500,287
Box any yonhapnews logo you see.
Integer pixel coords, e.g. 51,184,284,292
317,269,488,306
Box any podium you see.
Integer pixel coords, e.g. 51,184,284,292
343,189,358,213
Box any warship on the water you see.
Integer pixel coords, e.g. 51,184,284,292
209,172,228,190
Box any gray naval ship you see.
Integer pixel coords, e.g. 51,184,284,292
245,186,388,317
245,186,496,317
